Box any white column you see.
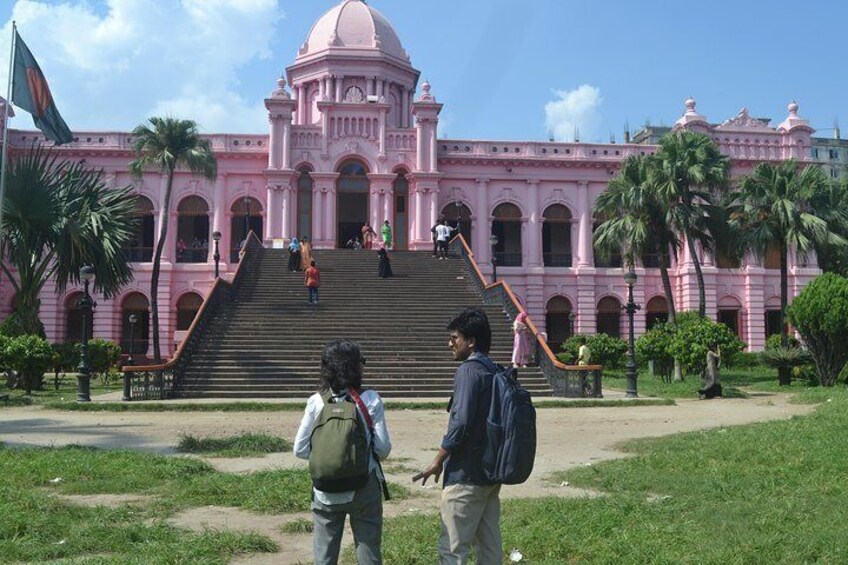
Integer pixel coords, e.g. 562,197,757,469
576,180,593,267
335,75,343,102
526,180,541,267
378,109,386,156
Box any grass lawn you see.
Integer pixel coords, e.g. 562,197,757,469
2,375,122,406
175,433,292,457
373,387,848,564
0,443,411,563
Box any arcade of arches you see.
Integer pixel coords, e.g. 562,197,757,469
230,197,264,261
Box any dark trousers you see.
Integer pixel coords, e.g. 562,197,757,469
309,287,319,304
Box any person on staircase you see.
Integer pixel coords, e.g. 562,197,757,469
377,246,393,279
300,236,314,272
288,237,301,272
361,222,376,250
435,219,456,260
511,311,532,368
294,339,392,565
381,220,393,250
305,260,321,305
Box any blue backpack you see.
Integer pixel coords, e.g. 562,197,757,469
473,357,537,485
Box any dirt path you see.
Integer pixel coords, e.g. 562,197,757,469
0,392,814,563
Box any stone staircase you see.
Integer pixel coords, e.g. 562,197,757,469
176,249,553,398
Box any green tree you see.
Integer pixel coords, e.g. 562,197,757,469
728,161,846,385
558,333,628,369
5,334,53,394
810,178,848,276
129,118,217,361
594,155,680,322
0,148,136,336
653,131,730,317
787,273,848,387
666,312,746,377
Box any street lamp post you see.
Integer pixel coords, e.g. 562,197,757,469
243,195,250,239
77,266,95,403
623,270,641,398
122,314,138,402
212,230,222,278
568,310,576,337
489,234,499,283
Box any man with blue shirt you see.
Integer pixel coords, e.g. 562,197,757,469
413,308,501,564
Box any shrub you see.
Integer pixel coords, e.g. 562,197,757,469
759,346,813,370
666,312,746,377
765,333,801,351
87,339,122,381
728,351,761,369
0,334,10,373
635,324,675,381
787,273,848,386
5,334,53,394
558,333,628,369
50,342,80,390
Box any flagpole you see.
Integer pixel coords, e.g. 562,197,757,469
0,21,16,247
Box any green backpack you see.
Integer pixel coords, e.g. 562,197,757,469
309,390,370,493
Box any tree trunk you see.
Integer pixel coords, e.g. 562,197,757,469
778,241,791,386
687,236,707,318
658,248,683,382
150,169,175,363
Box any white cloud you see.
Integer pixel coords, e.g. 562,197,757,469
544,85,603,142
0,0,283,133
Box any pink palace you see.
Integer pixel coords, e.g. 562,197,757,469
0,0,822,358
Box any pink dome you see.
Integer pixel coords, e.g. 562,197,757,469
297,0,409,64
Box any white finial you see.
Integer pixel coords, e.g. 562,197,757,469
788,100,799,116
419,80,434,102
273,76,290,99
685,97,696,113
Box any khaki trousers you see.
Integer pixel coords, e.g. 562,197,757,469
438,483,502,564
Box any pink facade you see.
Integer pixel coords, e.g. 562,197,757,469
0,0,820,356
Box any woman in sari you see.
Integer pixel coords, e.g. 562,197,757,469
288,237,301,272
377,246,393,279
512,311,532,368
299,236,314,271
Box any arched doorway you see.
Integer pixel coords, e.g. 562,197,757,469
176,196,209,263
64,292,89,342
441,202,472,247
597,296,622,338
492,203,522,266
176,292,204,331
230,197,263,261
337,160,370,247
393,171,409,250
542,204,572,267
717,296,742,338
121,293,150,356
545,296,573,350
296,167,313,240
127,196,154,262
645,296,669,330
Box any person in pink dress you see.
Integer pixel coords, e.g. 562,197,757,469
511,311,532,368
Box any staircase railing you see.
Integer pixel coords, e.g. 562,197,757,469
449,234,603,397
119,231,264,400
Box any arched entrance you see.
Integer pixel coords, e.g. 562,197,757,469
393,171,409,250
127,196,154,262
545,296,573,349
230,197,263,261
542,204,572,267
597,296,622,338
645,296,669,329
176,196,210,263
176,292,204,331
296,167,313,240
441,202,472,247
121,293,150,356
492,203,522,266
337,160,370,248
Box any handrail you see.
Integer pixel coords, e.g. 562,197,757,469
449,234,603,397
121,231,264,396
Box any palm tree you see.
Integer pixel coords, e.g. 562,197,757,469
594,155,680,323
810,178,848,276
729,160,845,385
0,148,136,336
653,130,730,317
129,118,217,361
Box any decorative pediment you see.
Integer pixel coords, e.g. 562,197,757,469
717,108,772,131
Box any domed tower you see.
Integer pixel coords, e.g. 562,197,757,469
264,1,436,250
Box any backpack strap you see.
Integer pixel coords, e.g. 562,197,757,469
347,387,391,501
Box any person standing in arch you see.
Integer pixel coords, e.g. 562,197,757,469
381,220,393,250
288,237,301,272
361,222,376,250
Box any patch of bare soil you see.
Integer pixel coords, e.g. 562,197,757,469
55,493,153,508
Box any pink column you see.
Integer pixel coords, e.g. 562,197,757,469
576,180,593,267
267,114,279,168
325,187,336,247
281,186,292,240
281,116,291,169
526,180,541,267
414,188,426,243
474,178,490,265
312,189,323,245
429,126,438,173
370,189,381,229
428,188,439,231
415,118,425,171
265,184,279,242
401,86,409,128
384,190,393,227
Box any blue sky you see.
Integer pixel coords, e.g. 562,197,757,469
0,0,845,142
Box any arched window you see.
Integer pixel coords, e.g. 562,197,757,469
176,292,204,331
440,202,472,248
542,204,572,267
645,296,669,330
717,296,742,338
545,296,573,349
230,197,264,262
121,293,150,356
297,167,313,240
492,203,522,266
127,196,154,262
393,171,409,250
176,196,210,263
593,216,623,268
64,291,90,342
597,296,622,338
